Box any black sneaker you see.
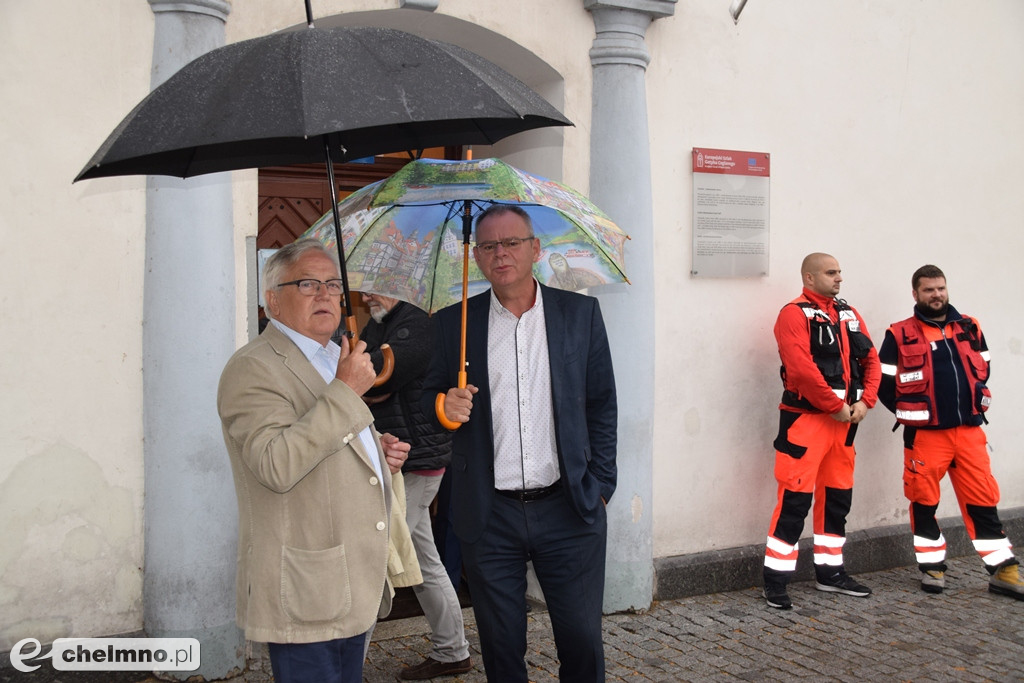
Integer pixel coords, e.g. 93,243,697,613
815,570,872,597
763,582,793,610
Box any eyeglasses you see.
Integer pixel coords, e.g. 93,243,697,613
277,279,344,296
474,236,535,254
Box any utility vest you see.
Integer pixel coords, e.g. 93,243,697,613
889,316,991,427
781,298,874,411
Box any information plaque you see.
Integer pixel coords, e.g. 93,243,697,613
691,148,770,277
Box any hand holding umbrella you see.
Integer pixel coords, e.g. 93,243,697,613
438,384,479,429
334,337,378,396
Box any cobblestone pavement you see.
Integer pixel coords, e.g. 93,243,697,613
359,554,1022,683
4,556,1021,682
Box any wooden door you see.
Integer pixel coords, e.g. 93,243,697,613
258,157,411,249
258,149,461,248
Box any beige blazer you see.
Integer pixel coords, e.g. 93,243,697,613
217,323,394,644
387,471,422,588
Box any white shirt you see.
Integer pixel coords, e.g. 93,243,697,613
487,284,560,491
270,319,382,481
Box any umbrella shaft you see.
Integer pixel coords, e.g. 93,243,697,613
323,138,354,319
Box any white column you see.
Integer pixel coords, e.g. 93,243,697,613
144,1,243,679
585,0,676,613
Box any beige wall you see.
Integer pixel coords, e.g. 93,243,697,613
647,0,1024,556
1,0,1022,647
0,0,154,646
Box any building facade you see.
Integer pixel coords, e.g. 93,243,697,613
2,0,1023,678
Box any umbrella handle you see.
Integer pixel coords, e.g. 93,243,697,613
373,345,395,388
345,316,394,388
435,370,467,431
435,203,473,431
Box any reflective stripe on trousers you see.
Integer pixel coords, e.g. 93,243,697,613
813,533,845,567
974,537,1014,568
764,536,798,572
914,533,947,565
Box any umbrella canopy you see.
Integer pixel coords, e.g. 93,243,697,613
74,26,571,181
300,157,631,314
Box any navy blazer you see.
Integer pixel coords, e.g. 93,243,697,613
422,283,617,544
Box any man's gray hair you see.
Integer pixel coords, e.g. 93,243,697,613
474,204,534,237
262,239,340,319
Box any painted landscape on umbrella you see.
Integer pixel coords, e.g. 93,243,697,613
372,158,629,274
301,158,630,313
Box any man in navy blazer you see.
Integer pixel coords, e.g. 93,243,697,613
421,205,617,682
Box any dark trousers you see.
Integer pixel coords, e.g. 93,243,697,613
433,466,464,591
267,633,366,683
462,489,607,683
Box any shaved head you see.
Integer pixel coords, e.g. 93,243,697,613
800,252,843,297
801,252,834,277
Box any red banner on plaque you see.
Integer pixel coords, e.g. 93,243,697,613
692,148,770,177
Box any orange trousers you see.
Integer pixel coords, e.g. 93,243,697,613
904,426,999,514
904,425,1011,569
765,411,857,573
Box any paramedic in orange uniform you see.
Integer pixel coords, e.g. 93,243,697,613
762,253,881,610
878,264,1022,599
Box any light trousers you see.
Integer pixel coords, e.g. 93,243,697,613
405,471,470,662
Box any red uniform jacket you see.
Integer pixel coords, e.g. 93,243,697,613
775,287,881,415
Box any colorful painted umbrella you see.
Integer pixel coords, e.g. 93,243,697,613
300,157,630,428
301,157,630,313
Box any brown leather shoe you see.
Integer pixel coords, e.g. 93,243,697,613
399,656,473,680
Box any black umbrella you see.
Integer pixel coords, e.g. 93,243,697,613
74,12,571,384
73,26,570,180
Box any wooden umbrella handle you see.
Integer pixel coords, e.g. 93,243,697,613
373,344,395,388
345,315,394,387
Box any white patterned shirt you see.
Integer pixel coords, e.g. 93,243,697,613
270,319,382,481
487,284,560,491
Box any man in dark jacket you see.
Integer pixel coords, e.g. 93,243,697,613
422,205,617,683
878,264,1022,599
359,293,472,680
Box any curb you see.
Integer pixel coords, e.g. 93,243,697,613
654,505,1024,600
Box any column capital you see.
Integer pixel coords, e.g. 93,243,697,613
586,0,675,69
400,0,439,9
584,0,677,19
149,0,231,21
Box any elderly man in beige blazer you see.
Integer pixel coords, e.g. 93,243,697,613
218,239,411,683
